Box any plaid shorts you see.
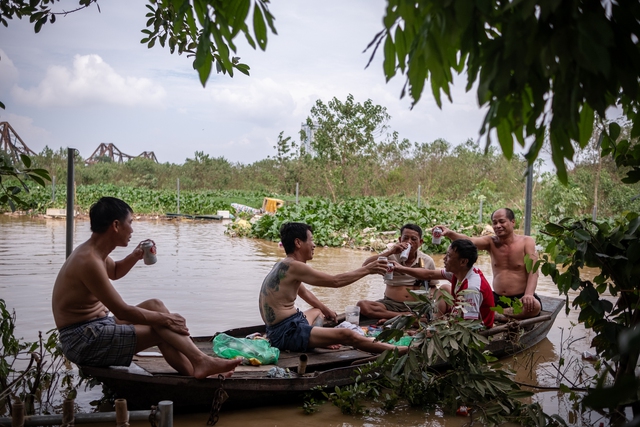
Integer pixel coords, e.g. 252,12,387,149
377,296,420,313
58,316,137,367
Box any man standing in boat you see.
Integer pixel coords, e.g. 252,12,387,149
436,208,541,319
392,239,495,328
259,222,406,353
52,197,241,378
356,224,438,322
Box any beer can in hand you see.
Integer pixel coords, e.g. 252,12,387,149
141,240,157,265
378,256,393,280
399,243,411,263
432,227,443,245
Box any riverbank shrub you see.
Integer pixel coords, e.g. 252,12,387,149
536,213,640,423
0,299,77,416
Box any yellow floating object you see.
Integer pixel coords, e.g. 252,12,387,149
262,198,284,214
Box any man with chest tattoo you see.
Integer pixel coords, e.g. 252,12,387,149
436,208,542,319
259,222,407,353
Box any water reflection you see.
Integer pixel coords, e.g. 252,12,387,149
0,215,599,426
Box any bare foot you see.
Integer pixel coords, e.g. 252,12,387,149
325,344,341,350
193,356,242,379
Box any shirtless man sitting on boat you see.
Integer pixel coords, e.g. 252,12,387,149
259,222,407,354
436,208,541,319
52,197,241,379
356,224,438,322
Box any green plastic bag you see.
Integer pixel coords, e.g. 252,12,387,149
213,333,280,365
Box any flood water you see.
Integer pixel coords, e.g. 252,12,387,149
0,214,605,426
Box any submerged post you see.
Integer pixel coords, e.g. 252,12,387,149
66,148,75,258
11,402,24,427
176,178,180,214
61,399,74,427
524,163,533,236
157,401,173,427
114,399,128,427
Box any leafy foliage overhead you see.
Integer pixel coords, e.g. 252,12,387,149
0,0,276,91
3,0,638,186
367,0,640,183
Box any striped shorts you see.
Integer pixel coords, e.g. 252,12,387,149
58,316,137,367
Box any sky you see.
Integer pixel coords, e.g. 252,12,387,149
0,0,490,165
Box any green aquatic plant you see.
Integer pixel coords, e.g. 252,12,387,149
0,299,78,416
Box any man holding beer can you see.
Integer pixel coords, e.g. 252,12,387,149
357,224,438,322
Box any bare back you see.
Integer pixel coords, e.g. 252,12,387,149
52,241,111,329
258,260,302,326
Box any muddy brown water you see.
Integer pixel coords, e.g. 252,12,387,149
0,215,604,426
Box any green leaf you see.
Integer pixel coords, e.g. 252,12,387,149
394,26,406,72
20,154,31,168
496,121,514,160
573,229,591,241
253,3,268,50
578,104,594,147
383,33,396,81
609,122,621,141
544,223,565,236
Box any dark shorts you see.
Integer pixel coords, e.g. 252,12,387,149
377,296,419,313
265,310,313,352
58,316,137,367
493,292,543,311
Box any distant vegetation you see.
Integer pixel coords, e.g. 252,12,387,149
2,95,639,248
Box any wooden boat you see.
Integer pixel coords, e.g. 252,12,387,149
80,295,564,411
165,213,223,220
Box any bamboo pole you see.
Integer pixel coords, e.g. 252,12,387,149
479,314,552,338
114,399,128,427
298,354,308,374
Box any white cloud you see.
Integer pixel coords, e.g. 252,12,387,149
0,50,19,94
12,54,166,108
208,78,296,127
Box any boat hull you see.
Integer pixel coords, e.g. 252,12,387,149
81,295,564,411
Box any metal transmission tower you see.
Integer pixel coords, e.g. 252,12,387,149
85,143,158,164
300,121,317,156
137,151,159,163
0,121,37,163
